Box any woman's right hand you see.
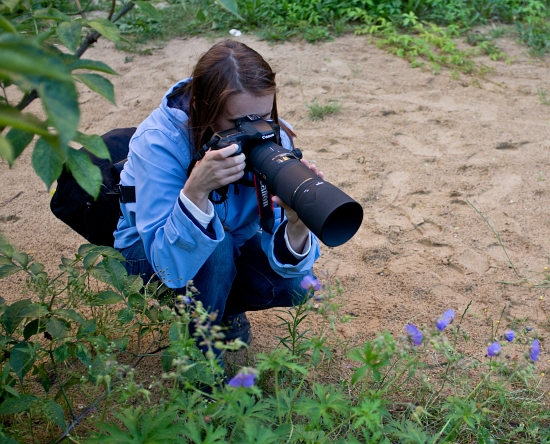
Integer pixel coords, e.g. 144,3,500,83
182,144,246,212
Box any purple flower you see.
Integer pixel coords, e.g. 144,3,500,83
300,275,322,292
405,324,423,346
487,342,501,357
504,330,515,342
443,309,455,319
530,339,540,362
435,309,455,331
228,368,257,388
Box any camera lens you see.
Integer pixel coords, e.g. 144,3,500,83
249,142,363,247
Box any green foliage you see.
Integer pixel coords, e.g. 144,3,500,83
0,6,119,197
150,0,550,75
0,238,548,442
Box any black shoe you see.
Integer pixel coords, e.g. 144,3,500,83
221,313,252,345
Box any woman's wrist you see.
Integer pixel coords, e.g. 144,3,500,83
182,182,210,213
286,221,310,253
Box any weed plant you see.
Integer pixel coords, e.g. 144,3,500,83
0,236,548,442
307,99,342,121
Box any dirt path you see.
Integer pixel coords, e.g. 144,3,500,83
1,33,549,365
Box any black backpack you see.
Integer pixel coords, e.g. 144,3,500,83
50,127,137,247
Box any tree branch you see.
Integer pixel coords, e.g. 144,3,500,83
107,0,116,20
73,0,87,19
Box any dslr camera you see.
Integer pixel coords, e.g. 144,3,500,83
207,115,363,247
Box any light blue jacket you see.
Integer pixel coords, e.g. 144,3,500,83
114,79,320,288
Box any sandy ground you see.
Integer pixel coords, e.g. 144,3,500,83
1,33,549,372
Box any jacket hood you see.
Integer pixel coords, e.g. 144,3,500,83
160,78,192,127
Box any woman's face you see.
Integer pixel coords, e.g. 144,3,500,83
210,91,274,133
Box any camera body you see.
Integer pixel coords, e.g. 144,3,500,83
210,115,288,160
208,115,363,247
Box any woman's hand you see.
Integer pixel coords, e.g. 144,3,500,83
272,159,324,253
183,144,245,212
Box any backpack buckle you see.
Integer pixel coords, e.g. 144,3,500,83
118,184,136,203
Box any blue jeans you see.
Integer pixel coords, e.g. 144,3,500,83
118,232,314,319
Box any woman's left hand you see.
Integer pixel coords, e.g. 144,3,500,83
272,159,324,253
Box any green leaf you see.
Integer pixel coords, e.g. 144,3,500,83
4,299,32,334
161,348,176,372
126,275,144,295
0,33,73,82
90,290,122,306
65,148,102,198
0,264,20,280
68,58,117,75
33,27,57,44
36,363,52,393
45,317,69,339
32,137,64,190
104,257,128,291
216,0,242,19
10,342,35,381
0,105,50,138
42,399,66,430
28,262,45,276
87,18,121,42
0,136,14,166
0,436,21,444
83,250,102,270
3,383,20,398
55,309,85,324
75,342,91,367
0,15,18,32
78,243,97,256
75,132,110,160
11,251,29,268
54,344,70,363
135,1,161,21
57,20,82,53
38,78,79,147
0,257,12,266
117,307,135,324
19,303,49,319
0,240,13,258
74,73,115,104
128,293,145,308
33,8,71,21
23,319,46,340
89,257,127,291
5,128,34,163
0,394,37,414
77,320,97,337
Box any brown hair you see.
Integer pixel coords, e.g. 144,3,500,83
180,40,294,154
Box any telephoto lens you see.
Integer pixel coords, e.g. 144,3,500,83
248,141,363,247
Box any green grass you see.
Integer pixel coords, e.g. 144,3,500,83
307,99,342,121
538,87,550,105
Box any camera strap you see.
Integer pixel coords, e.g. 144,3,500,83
253,175,275,235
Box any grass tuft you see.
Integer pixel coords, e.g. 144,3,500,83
307,99,342,121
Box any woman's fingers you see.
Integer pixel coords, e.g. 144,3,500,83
300,159,324,180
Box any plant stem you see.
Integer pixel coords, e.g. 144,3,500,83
467,200,523,279
274,371,282,424
48,350,76,420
